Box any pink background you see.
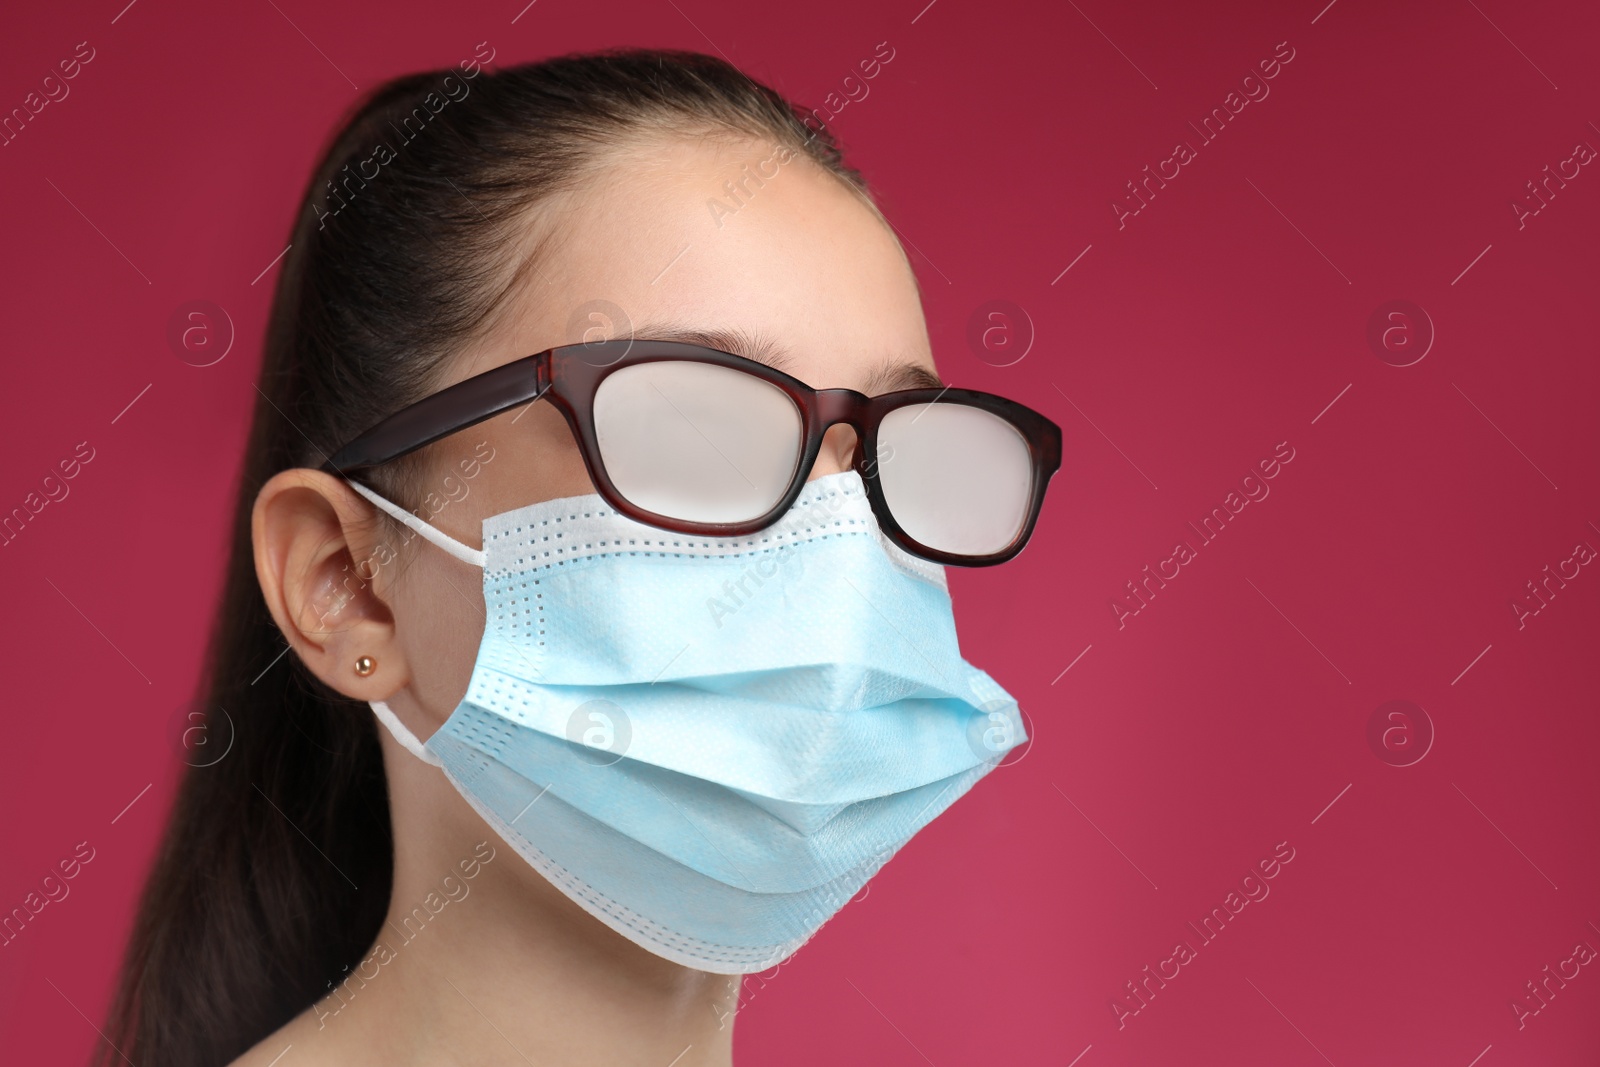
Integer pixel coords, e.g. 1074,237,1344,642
3,0,1598,1063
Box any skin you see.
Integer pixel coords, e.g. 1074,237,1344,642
237,131,939,1067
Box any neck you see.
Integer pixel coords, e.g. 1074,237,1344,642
302,733,740,1066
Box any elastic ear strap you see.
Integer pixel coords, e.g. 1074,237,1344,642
371,700,444,767
345,479,486,568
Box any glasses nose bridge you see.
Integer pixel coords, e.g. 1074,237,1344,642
812,388,869,435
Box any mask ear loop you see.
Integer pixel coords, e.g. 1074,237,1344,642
343,478,481,767
370,700,445,767
344,478,486,568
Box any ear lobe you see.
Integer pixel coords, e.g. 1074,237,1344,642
252,469,411,701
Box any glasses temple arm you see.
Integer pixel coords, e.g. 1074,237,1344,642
318,352,551,476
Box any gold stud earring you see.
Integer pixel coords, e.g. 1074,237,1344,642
354,656,376,677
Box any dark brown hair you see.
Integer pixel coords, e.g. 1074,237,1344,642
98,48,865,1067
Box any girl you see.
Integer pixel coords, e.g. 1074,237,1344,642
101,49,1059,1066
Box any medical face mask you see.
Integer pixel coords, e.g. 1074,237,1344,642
356,469,1026,974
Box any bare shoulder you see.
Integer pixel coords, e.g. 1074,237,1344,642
226,1005,351,1067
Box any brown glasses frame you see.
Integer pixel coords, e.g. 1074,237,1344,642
320,339,1062,566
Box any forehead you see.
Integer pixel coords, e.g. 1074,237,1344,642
477,133,935,392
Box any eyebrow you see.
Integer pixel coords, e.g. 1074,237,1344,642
632,323,794,373
630,322,944,394
862,359,943,394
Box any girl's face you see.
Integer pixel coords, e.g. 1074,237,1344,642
333,134,941,727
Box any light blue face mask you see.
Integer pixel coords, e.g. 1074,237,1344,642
358,469,1026,974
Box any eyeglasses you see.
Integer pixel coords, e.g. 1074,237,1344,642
321,339,1062,566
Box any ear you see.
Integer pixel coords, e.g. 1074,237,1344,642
252,468,411,702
